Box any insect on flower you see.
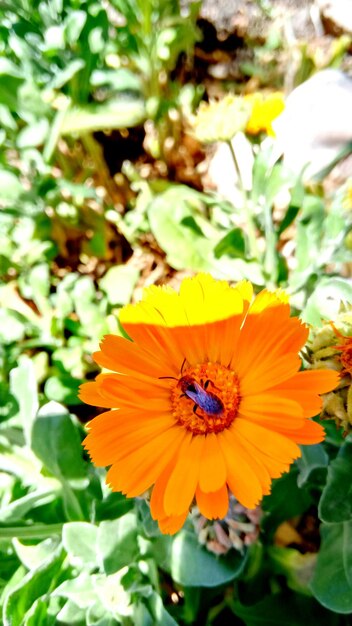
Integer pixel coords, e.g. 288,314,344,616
159,360,224,418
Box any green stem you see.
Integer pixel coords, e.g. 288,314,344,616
227,140,259,259
263,202,279,287
81,133,117,204
0,524,64,540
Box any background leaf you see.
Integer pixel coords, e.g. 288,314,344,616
310,521,352,614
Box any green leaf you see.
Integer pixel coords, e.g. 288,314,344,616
3,543,64,626
148,185,264,282
54,599,86,626
31,402,86,481
143,591,179,626
62,522,98,569
262,469,312,536
64,10,87,45
95,491,134,522
268,546,316,595
0,381,19,421
99,265,140,306
0,170,24,202
44,375,83,405
47,60,85,91
24,263,51,315
296,444,329,487
17,119,49,149
97,513,139,574
213,228,246,259
230,593,339,625
0,310,26,344
319,439,352,523
277,177,304,235
153,530,247,587
10,356,39,445
61,97,146,135
0,489,58,523
23,598,53,626
302,277,352,326
91,68,142,92
53,573,97,610
13,537,61,570
310,521,352,613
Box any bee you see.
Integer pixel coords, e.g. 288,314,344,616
178,376,224,417
159,360,224,418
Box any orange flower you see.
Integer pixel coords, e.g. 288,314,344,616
79,274,339,535
331,323,352,376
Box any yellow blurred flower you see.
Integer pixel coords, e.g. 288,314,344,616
244,92,285,137
191,94,251,144
343,180,352,210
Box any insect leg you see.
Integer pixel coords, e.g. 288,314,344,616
204,379,220,391
193,404,203,418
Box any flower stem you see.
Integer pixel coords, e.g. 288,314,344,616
227,140,259,259
0,523,64,540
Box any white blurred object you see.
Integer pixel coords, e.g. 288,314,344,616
272,69,352,179
317,0,352,36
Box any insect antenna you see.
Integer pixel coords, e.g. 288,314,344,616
159,357,188,381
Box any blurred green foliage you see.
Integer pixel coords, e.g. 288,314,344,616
1,0,352,624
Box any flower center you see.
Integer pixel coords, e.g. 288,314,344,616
170,362,240,435
337,338,352,375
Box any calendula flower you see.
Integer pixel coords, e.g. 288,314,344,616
80,274,338,534
191,94,251,144
244,91,285,136
308,313,352,433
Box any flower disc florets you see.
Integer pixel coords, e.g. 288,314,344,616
171,362,241,435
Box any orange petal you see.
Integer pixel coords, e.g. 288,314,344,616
196,484,229,519
79,382,113,408
240,394,303,420
198,433,227,493
225,436,272,495
273,369,340,394
264,390,322,419
279,419,326,444
158,511,188,535
218,429,264,509
233,425,291,479
121,323,186,373
163,434,204,516
232,304,307,380
106,426,186,496
239,354,301,395
204,314,245,366
84,413,174,466
94,334,174,378
150,461,175,521
97,373,171,412
234,418,301,463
